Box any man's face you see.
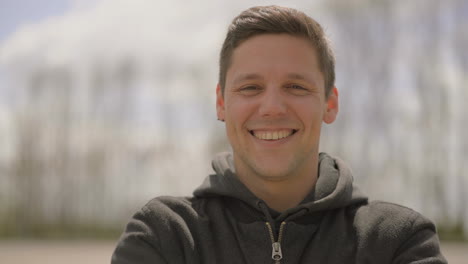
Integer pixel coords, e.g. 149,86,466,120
216,34,338,181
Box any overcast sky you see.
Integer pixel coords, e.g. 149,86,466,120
0,0,76,43
0,0,101,44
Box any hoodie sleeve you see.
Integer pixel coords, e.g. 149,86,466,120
391,211,447,264
111,206,168,264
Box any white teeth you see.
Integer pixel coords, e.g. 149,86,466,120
272,131,278,140
252,130,294,140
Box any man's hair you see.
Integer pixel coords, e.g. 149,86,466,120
219,5,336,97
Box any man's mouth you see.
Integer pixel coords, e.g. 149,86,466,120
249,129,298,141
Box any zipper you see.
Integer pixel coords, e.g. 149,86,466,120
265,221,286,264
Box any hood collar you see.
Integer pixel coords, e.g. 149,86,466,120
194,152,367,217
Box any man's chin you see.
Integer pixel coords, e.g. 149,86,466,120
250,162,295,181
234,153,298,180
257,173,291,182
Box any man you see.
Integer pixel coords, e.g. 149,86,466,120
112,6,446,263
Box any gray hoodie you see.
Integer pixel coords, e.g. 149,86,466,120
112,152,447,263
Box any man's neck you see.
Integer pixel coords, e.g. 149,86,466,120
235,158,319,212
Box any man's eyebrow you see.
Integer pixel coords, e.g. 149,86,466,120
287,73,312,82
231,73,263,85
287,73,318,87
231,72,317,86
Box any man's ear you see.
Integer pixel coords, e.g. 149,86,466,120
216,84,225,121
323,86,339,124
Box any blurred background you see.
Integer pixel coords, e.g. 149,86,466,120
0,0,466,263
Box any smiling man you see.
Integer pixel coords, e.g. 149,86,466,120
112,6,446,264
217,32,338,213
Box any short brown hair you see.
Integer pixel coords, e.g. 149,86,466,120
219,5,335,97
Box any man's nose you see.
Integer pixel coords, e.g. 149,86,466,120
258,87,287,118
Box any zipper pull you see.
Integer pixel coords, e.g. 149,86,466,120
272,241,282,261
266,221,286,263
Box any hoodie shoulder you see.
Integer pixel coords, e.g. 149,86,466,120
126,196,198,238
352,200,446,263
142,196,205,222
112,196,206,264
144,196,194,212
354,201,433,238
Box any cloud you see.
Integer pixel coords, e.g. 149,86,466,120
0,0,231,72
0,0,325,71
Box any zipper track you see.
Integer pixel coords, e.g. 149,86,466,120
266,221,286,264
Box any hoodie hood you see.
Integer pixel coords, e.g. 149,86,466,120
193,152,368,217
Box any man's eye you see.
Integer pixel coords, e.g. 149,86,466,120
286,84,310,95
241,86,259,91
237,85,262,95
289,84,306,90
